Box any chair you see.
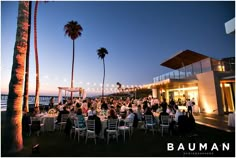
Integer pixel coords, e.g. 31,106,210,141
85,120,96,144
106,119,118,144
74,119,87,142
29,117,41,136
160,115,170,136
40,117,46,133
70,119,76,139
144,115,157,135
126,118,134,136
58,114,69,132
118,119,130,142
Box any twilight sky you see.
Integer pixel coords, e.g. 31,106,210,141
1,1,235,96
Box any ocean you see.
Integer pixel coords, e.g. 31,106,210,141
1,94,58,111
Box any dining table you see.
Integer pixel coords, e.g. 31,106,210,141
43,114,58,131
35,113,58,132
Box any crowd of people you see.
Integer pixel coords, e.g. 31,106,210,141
23,96,196,137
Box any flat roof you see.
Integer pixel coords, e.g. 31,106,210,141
225,18,235,34
160,49,209,69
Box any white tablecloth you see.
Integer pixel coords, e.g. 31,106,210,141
43,115,58,131
32,114,58,132
228,113,235,127
99,119,108,139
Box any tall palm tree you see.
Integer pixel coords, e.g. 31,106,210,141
34,0,40,109
23,1,32,113
64,20,83,99
97,47,108,99
2,1,30,154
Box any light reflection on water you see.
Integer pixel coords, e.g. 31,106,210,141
1,96,58,111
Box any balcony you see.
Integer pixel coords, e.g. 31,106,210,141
154,58,234,83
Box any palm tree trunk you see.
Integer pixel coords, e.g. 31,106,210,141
2,1,29,155
70,39,75,99
34,1,40,109
23,1,32,113
102,58,105,99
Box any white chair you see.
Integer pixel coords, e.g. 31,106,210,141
144,115,157,135
70,119,77,139
118,119,130,142
29,117,41,136
126,118,134,136
40,117,46,133
85,120,96,144
106,119,118,144
58,114,69,132
74,119,87,142
160,115,170,136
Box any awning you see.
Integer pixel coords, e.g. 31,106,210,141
161,50,209,69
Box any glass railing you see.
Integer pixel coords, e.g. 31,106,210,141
153,58,234,83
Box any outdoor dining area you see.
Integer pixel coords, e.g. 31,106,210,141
10,94,232,157
23,94,195,146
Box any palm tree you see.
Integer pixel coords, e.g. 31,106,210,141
64,20,83,99
34,0,40,109
97,47,108,99
2,1,30,154
23,1,32,113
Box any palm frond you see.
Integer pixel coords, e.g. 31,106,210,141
97,47,108,59
64,20,83,40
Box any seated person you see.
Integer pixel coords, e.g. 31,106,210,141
126,109,135,122
81,101,88,116
56,106,69,123
87,107,96,117
32,107,40,116
57,102,64,111
104,108,118,138
159,107,169,124
88,110,102,135
108,109,118,119
120,103,127,118
76,108,86,128
55,104,61,112
120,109,136,127
136,105,143,121
120,103,127,113
115,103,121,114
174,109,183,123
76,102,81,109
142,101,148,111
68,108,77,119
151,103,159,112
49,97,54,109
101,100,108,111
144,107,157,124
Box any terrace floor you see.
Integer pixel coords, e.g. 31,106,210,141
193,112,235,133
1,118,235,157
1,112,235,157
